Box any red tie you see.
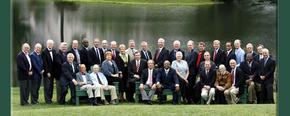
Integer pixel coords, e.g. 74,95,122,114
213,50,217,62
136,61,140,72
155,49,161,61
196,51,202,68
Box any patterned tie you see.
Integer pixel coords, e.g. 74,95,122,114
213,49,217,62
136,61,140,72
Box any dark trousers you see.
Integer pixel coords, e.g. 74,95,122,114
19,80,30,105
56,79,62,103
30,79,41,104
127,81,136,102
59,78,76,104
179,78,191,103
260,82,274,104
43,76,54,103
157,87,178,104
215,89,227,104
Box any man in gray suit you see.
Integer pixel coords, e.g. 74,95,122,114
125,39,138,60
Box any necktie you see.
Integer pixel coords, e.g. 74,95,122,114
75,49,80,64
144,51,148,60
196,51,202,68
264,58,268,66
231,69,235,85
155,49,161,61
136,61,140,72
96,73,103,85
146,70,153,86
49,49,53,61
213,49,217,62
206,70,209,77
71,63,75,73
95,48,101,63
112,49,115,59
111,62,116,74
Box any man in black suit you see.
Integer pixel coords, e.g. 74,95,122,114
140,41,152,61
225,42,236,71
169,40,185,62
153,38,169,68
41,39,57,104
185,40,198,104
59,53,79,104
259,48,276,104
88,38,104,69
55,42,68,103
110,41,120,60
254,44,264,62
101,40,109,54
139,60,158,104
200,61,216,104
244,43,258,61
156,60,180,105
79,39,90,71
224,59,245,104
68,40,81,64
240,53,261,104
128,52,147,102
211,40,225,68
17,43,33,105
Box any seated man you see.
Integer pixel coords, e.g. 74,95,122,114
214,64,232,104
90,64,118,105
139,60,158,104
156,60,180,105
76,64,101,105
200,61,216,105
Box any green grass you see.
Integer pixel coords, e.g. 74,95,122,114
12,87,276,116
60,0,223,6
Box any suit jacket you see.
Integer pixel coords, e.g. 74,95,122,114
240,60,260,83
61,61,79,81
128,59,147,82
153,47,169,68
169,49,185,62
259,57,276,84
17,52,32,80
156,68,179,90
140,50,152,61
68,48,81,64
225,50,236,71
115,53,130,74
199,68,216,87
109,49,120,60
211,48,226,67
30,51,43,80
231,67,245,88
79,46,90,70
185,49,198,75
140,68,158,85
244,51,258,61
101,60,119,77
55,50,67,80
41,48,57,77
76,72,93,87
88,47,104,68
195,50,205,71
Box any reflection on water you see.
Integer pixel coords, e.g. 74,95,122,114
12,0,277,86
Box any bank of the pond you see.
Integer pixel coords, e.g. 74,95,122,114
60,0,223,5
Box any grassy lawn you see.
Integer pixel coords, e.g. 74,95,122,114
11,87,276,116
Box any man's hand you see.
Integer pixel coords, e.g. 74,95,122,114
72,79,78,85
260,76,265,80
134,74,140,79
139,84,144,91
112,74,119,78
175,86,180,92
151,84,156,90
205,85,210,90
47,73,51,78
41,70,44,74
28,71,33,76
156,83,161,89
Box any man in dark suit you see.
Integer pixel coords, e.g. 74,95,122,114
79,39,90,71
59,53,79,104
240,53,261,104
88,38,104,69
225,42,236,71
224,59,245,104
185,40,198,104
156,60,180,105
200,61,216,104
139,60,158,104
259,48,276,104
110,41,120,60
55,42,68,103
128,52,147,102
153,38,169,68
169,40,185,62
30,43,44,104
17,43,33,105
68,40,81,64
254,44,264,62
244,43,258,61
41,39,57,104
140,41,152,61
211,40,225,68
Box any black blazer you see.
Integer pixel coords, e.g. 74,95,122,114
128,59,147,82
67,48,81,64
140,50,152,61
199,68,216,87
88,47,104,68
225,50,236,71
140,69,158,85
16,52,32,80
240,60,260,83
185,49,198,75
259,57,276,84
108,49,120,60
244,51,258,61
41,48,57,77
211,48,226,67
61,61,79,81
169,49,185,62
115,54,130,73
153,47,169,68
232,67,245,91
156,68,179,90
55,50,67,80
79,46,90,69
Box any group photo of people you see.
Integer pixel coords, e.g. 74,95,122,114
16,37,276,106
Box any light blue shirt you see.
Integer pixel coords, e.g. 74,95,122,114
90,72,108,86
171,60,189,78
235,48,245,66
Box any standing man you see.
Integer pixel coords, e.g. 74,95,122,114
153,38,169,68
110,41,119,60
88,38,104,68
17,43,33,105
30,43,44,104
125,39,138,60
225,41,236,72
41,39,57,104
244,43,257,61
140,41,152,61
259,48,276,103
196,41,206,73
169,40,185,62
101,40,109,54
79,39,90,71
68,40,81,65
234,39,245,66
254,44,264,62
211,40,225,68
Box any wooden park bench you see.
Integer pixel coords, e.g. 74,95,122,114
75,82,119,105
